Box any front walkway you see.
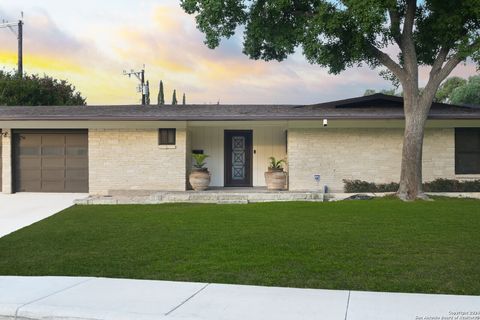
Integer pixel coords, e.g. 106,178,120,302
1,276,478,320
0,193,86,237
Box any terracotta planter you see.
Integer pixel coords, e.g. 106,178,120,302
264,168,286,190
189,168,211,191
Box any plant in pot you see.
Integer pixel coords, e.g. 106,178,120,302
264,156,287,190
189,153,211,191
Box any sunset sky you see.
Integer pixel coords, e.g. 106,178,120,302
0,0,478,105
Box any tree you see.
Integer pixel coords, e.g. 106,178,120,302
172,89,178,105
363,88,398,96
145,80,151,105
435,77,467,102
158,80,165,105
0,70,86,105
182,93,186,105
181,0,480,200
364,89,377,96
449,75,480,105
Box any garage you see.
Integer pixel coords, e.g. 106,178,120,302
13,130,88,192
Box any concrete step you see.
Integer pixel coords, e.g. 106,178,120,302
217,200,249,204
76,191,324,205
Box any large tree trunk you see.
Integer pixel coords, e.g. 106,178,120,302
397,90,433,201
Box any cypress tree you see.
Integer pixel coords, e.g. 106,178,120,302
172,89,177,105
157,80,165,105
145,80,150,105
182,93,186,105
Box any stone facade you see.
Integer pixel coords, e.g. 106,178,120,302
287,128,469,192
1,129,12,193
89,128,187,195
1,125,478,195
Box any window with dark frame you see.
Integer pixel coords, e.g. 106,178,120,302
455,128,480,174
158,128,176,145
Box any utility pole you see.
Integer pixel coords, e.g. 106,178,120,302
123,66,149,105
18,19,23,76
0,13,24,77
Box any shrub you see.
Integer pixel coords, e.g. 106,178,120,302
343,179,480,193
343,180,398,193
423,179,480,192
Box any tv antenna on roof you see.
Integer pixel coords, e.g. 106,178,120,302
0,12,24,76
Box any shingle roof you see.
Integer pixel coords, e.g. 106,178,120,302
0,94,479,121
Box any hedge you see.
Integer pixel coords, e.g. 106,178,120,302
343,179,480,193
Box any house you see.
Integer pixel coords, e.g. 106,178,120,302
1,94,479,195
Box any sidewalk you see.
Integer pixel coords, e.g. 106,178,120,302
0,276,479,320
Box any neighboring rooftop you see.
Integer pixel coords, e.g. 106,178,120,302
0,94,479,121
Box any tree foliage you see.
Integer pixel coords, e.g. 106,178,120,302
449,75,480,105
0,71,86,106
364,75,480,104
158,80,165,105
364,88,398,96
172,89,178,105
435,77,467,102
181,0,480,74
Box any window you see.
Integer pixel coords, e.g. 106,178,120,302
158,128,176,145
455,128,480,174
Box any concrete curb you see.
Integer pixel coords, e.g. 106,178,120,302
1,276,479,320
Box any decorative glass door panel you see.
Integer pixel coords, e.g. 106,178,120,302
232,136,246,180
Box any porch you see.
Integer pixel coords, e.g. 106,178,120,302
75,187,324,205
188,122,288,189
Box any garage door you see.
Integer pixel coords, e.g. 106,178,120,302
13,130,88,192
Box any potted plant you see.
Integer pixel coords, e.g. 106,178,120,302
189,153,211,191
264,156,287,190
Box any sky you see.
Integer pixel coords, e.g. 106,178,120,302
0,0,478,105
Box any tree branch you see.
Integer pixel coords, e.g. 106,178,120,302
422,53,463,105
421,37,479,107
435,55,463,85
369,45,406,83
429,46,450,77
402,0,416,41
388,7,401,47
400,0,418,83
429,37,480,89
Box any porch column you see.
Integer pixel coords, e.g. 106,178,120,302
1,129,12,194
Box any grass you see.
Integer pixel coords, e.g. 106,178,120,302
0,198,479,295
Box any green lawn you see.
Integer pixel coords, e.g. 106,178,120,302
0,198,479,295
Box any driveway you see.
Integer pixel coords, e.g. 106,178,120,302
0,193,85,238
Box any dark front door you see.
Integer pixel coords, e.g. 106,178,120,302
224,130,253,187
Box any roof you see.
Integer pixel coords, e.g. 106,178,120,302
0,93,479,121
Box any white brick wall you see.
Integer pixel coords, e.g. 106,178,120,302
288,128,460,192
89,128,187,195
1,129,12,193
